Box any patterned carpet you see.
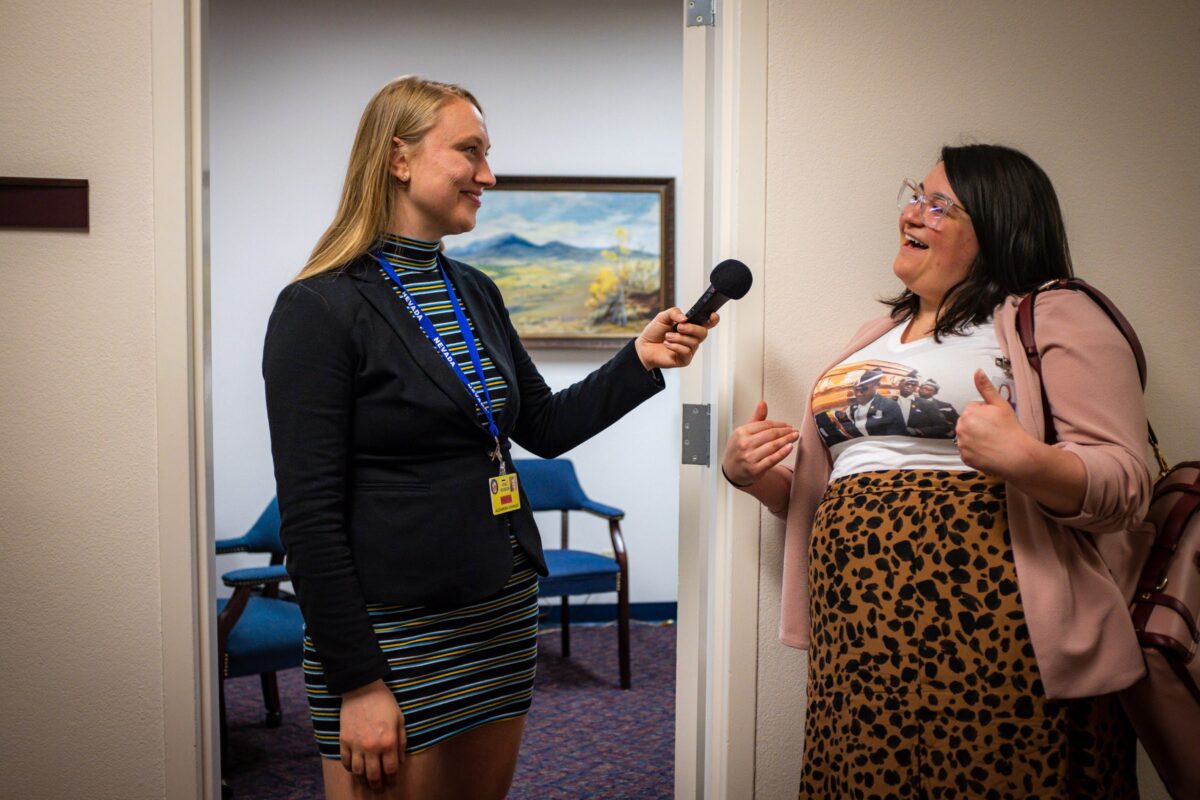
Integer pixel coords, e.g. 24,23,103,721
223,622,676,799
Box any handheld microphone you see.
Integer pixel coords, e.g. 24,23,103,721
680,259,753,327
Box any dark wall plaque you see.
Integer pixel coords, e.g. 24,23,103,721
0,178,89,230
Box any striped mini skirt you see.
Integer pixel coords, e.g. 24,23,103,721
303,534,539,757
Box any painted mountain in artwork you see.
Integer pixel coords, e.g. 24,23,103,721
447,233,654,265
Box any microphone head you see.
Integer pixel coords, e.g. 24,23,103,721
710,259,753,299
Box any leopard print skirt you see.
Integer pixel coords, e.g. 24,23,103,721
800,470,1138,800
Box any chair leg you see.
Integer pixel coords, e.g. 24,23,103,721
219,676,230,779
261,671,282,728
618,570,631,690
560,596,571,658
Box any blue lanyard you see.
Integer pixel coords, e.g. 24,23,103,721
372,251,501,443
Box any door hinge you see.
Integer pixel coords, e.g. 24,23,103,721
686,0,715,27
681,403,712,466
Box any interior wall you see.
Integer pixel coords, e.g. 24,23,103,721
0,2,167,798
208,0,685,604
755,1,1199,797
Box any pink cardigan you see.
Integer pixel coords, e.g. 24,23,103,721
771,292,1154,699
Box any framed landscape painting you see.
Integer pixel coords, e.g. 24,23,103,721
445,176,675,348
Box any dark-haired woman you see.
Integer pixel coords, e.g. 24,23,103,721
723,144,1149,798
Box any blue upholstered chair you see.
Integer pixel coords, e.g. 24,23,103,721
512,458,631,689
214,498,304,779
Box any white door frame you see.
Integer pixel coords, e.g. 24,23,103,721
154,1,770,797
676,1,769,797
153,0,217,796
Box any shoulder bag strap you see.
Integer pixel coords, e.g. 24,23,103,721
1015,279,1163,470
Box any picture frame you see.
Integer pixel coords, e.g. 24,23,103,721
445,175,675,348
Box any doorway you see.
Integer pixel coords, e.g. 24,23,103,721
204,0,694,796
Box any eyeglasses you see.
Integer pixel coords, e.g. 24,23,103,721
897,179,968,230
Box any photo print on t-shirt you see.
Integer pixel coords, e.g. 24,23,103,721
812,360,962,447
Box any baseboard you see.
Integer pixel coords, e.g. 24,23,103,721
537,601,677,625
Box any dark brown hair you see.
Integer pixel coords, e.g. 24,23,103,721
883,143,1074,338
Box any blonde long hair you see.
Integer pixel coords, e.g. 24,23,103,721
296,76,482,281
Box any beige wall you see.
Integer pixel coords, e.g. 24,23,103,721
757,1,1199,797
3,1,1197,797
0,1,170,797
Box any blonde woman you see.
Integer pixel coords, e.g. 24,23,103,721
263,76,715,799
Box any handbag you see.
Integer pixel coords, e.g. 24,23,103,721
1016,278,1200,800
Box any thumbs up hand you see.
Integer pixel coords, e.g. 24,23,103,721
955,369,1032,479
721,400,799,488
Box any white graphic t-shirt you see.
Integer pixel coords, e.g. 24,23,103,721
813,321,1014,481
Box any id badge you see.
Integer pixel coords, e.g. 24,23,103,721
489,473,521,515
